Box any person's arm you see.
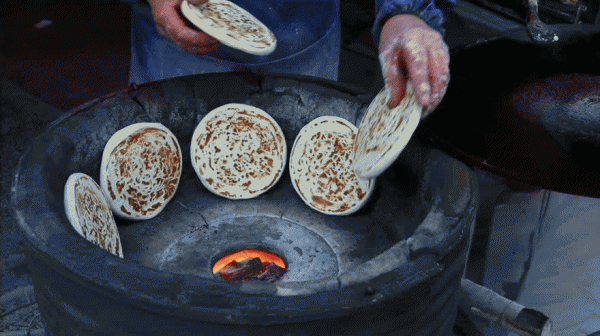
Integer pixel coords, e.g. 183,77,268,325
373,0,456,115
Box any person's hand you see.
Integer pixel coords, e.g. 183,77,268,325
379,14,450,117
148,0,220,55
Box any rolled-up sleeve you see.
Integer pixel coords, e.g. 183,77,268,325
372,0,457,46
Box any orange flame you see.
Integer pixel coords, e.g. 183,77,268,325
212,248,286,274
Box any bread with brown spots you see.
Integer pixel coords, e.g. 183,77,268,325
181,0,277,55
64,173,124,258
100,123,182,220
289,116,375,216
191,104,286,199
353,84,422,179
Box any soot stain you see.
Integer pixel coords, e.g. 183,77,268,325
265,229,282,241
293,246,303,256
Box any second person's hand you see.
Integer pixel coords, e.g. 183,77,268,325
148,0,220,55
379,14,450,117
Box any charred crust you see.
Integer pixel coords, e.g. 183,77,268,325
116,182,125,195
334,204,351,213
357,188,366,200
366,146,379,153
120,206,131,216
107,183,116,200
263,172,280,191
312,195,334,207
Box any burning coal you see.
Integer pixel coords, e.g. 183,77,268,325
213,249,286,283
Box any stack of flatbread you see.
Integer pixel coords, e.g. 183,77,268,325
191,103,287,199
289,116,375,215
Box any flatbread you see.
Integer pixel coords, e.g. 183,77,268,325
100,123,182,220
353,84,422,179
64,173,124,258
191,103,286,199
289,116,375,216
181,0,277,56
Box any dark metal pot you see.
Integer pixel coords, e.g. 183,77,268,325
419,26,600,197
10,73,478,335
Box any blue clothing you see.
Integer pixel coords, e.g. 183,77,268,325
372,0,457,46
129,0,341,84
127,0,455,84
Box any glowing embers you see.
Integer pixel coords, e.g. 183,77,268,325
213,248,286,283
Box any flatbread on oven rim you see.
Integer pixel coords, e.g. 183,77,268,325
64,173,124,258
100,123,182,220
289,116,375,216
353,84,422,179
191,103,287,199
181,0,277,55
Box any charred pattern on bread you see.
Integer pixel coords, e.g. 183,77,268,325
102,124,182,220
191,104,286,199
290,117,374,216
353,85,422,178
65,173,123,258
183,0,277,55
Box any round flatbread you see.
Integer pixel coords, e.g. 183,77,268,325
191,103,286,199
181,0,277,56
353,84,422,179
64,173,124,258
100,123,182,220
289,116,375,216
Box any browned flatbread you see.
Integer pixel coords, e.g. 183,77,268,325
181,0,277,55
353,84,422,179
289,116,375,215
64,173,123,258
100,123,182,220
191,104,286,199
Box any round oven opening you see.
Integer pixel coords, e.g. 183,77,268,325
212,247,287,283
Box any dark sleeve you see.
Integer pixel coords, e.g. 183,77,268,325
371,0,457,46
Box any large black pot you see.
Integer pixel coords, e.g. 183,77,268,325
420,26,600,197
11,73,478,335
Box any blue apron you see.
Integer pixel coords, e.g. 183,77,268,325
128,0,341,84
